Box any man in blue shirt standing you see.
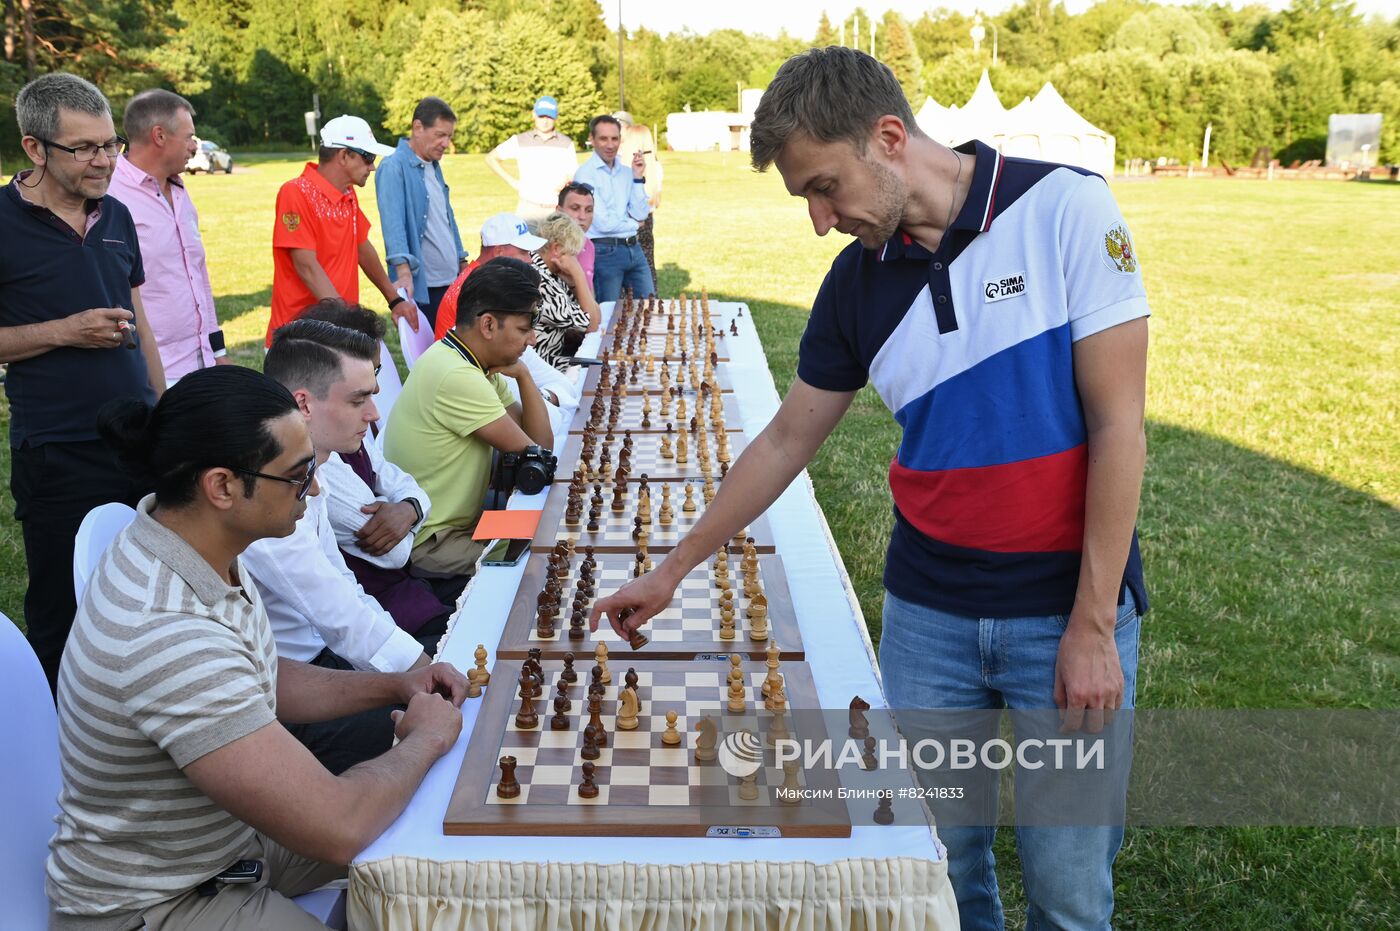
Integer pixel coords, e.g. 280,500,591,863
573,115,653,302
375,97,468,332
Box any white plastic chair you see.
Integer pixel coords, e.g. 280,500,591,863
0,611,63,930
396,309,435,369
73,502,136,601
375,340,403,431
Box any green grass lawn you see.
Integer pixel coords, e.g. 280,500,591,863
3,152,1397,926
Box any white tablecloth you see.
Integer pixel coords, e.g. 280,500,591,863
350,301,953,929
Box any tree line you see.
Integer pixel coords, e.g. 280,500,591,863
2,0,1397,165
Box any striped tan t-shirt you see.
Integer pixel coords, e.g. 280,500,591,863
47,494,280,927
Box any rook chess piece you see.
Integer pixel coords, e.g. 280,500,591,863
496,755,520,799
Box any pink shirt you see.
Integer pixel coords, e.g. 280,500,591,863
578,237,595,284
108,156,220,380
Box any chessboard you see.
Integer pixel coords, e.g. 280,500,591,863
581,354,734,396
600,328,730,362
554,428,746,484
444,656,851,837
498,549,803,661
531,473,776,553
569,390,743,435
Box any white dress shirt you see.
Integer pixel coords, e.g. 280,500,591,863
242,486,424,671
318,441,431,570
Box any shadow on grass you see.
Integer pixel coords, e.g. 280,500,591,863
217,287,272,325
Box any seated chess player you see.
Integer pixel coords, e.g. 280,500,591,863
243,320,443,775
384,257,553,579
298,299,471,611
49,366,464,931
530,210,600,369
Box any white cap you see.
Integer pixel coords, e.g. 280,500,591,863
481,212,547,251
319,115,396,157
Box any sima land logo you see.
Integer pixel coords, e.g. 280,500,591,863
984,271,1027,303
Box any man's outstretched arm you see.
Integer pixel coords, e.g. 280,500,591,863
590,376,855,638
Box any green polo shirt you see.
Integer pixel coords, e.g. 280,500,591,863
383,334,515,544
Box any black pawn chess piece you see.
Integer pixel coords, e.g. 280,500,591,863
579,760,600,799
581,723,601,760
569,607,587,640
862,736,878,770
873,794,894,825
496,756,520,799
550,695,570,730
554,679,572,711
561,653,578,683
587,510,601,532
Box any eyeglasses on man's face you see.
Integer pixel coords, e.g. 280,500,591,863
39,135,127,162
233,454,318,501
345,147,376,165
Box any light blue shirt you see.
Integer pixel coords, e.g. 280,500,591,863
574,152,650,239
375,139,467,300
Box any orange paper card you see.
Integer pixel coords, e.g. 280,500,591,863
472,509,542,541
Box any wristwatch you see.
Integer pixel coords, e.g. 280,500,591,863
404,496,424,525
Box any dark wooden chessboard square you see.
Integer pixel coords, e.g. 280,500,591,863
500,552,803,661
445,658,851,837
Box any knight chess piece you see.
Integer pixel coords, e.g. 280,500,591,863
694,717,718,762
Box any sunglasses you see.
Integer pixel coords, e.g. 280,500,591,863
233,453,318,501
560,181,593,198
344,147,376,165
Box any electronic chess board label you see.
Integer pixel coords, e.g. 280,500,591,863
444,658,851,837
499,551,803,661
569,390,742,435
533,472,776,554
555,429,748,484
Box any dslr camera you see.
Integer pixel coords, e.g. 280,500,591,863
491,445,558,498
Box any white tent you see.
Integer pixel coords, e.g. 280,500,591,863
913,72,1117,178
1000,82,1116,178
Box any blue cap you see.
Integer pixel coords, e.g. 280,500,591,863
534,96,559,118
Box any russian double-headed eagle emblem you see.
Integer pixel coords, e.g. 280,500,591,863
1104,224,1136,273
282,212,301,232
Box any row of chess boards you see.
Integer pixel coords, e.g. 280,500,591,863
444,295,856,838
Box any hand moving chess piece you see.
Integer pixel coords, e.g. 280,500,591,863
496,755,520,799
694,717,718,762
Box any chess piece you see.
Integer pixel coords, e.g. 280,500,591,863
766,703,790,747
719,607,735,640
727,677,747,713
561,652,577,683
514,674,539,729
660,429,674,459
738,752,760,800
581,723,601,761
595,643,611,683
569,606,586,641
662,710,682,746
694,717,718,762
862,735,879,770
468,644,490,698
496,755,520,799
873,795,895,825
550,695,570,730
587,692,607,746
748,595,769,642
705,477,718,505
617,686,640,730
683,484,697,513
778,760,801,803
624,667,639,691
659,485,674,526
849,696,871,740
675,429,688,464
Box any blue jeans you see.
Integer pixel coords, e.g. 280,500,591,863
591,240,655,303
879,590,1141,931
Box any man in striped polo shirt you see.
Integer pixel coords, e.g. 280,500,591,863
49,366,467,931
595,48,1149,930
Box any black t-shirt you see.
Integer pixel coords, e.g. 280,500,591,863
0,175,156,447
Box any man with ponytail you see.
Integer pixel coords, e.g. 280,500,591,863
48,365,466,931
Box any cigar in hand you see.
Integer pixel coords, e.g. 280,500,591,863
119,321,136,350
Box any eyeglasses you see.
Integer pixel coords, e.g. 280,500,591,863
374,362,382,378
560,181,593,198
39,135,127,162
345,147,376,165
233,454,318,501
